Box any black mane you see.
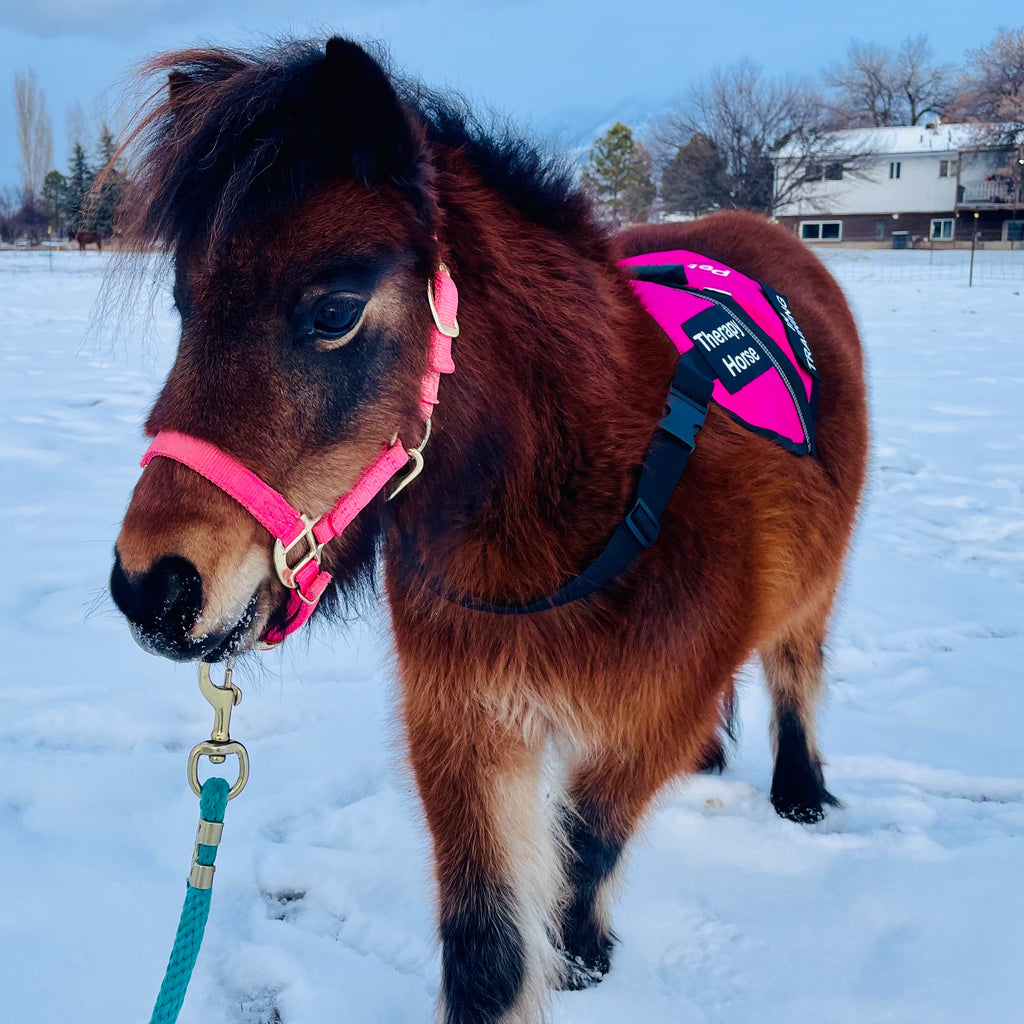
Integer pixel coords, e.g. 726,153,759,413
124,38,592,253
406,83,593,237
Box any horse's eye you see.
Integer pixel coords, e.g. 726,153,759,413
310,294,366,342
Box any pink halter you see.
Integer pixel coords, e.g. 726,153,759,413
140,264,459,647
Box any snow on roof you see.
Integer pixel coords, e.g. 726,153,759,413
777,123,998,159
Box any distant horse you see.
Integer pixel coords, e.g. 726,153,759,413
69,229,102,251
110,39,868,1024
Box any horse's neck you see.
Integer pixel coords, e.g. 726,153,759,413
394,175,677,600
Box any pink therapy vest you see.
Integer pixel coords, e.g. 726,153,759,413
620,249,819,456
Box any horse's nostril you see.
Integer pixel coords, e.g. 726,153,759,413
111,552,204,641
147,555,203,635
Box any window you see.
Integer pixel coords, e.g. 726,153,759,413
889,161,901,179
939,159,949,177
800,221,842,241
930,218,954,240
875,218,886,240
806,161,842,182
1007,220,1024,242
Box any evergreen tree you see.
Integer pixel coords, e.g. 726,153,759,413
98,123,117,166
41,169,68,233
91,124,124,237
65,141,94,233
581,122,656,227
661,134,728,217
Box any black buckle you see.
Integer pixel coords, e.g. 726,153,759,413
658,386,708,450
625,498,660,549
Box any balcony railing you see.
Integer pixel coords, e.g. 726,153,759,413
958,181,1022,206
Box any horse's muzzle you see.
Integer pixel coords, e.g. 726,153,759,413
110,552,256,662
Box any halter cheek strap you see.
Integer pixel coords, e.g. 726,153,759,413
139,264,459,647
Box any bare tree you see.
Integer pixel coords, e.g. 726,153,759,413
66,100,89,154
0,187,16,243
655,61,845,215
14,69,53,198
825,41,899,127
824,36,951,128
894,35,953,125
952,27,1024,141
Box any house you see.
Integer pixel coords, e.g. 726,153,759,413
773,124,1024,246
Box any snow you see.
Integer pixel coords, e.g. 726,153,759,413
775,122,983,159
1,247,1022,1023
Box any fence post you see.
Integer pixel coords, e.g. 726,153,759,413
969,212,979,287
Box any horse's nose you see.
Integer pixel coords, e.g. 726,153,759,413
110,552,204,659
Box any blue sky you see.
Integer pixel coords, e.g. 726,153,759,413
0,0,1014,189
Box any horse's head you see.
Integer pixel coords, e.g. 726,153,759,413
111,38,445,660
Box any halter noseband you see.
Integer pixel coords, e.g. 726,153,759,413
139,264,459,648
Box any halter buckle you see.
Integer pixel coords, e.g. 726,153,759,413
272,513,323,590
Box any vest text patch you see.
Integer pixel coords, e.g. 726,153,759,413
683,303,772,394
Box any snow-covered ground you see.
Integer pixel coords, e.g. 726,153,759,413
1,248,1021,1023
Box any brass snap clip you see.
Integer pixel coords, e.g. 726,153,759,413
187,660,250,800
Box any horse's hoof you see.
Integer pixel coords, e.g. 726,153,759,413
771,711,839,824
770,771,839,823
772,797,827,823
555,946,611,990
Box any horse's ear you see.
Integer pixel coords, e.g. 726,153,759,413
321,37,423,183
324,37,393,92
167,71,193,112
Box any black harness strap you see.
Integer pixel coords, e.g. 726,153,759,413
440,261,815,615
454,356,714,614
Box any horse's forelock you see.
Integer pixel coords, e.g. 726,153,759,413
119,39,434,255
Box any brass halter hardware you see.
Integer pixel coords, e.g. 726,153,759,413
388,418,432,501
272,514,324,591
187,660,250,800
427,266,460,338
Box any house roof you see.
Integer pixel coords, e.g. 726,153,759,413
777,123,994,160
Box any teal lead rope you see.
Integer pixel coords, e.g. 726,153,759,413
149,776,231,1024
147,660,249,1023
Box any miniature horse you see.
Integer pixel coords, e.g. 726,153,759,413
110,39,868,1024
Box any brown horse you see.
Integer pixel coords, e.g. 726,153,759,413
69,229,102,251
110,39,868,1024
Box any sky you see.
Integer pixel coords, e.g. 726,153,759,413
0,0,1017,190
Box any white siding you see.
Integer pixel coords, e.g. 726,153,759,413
777,152,959,216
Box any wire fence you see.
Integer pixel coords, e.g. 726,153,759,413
814,246,1024,286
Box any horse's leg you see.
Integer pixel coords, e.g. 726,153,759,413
406,699,559,1024
96,237,102,252
761,594,839,823
554,738,695,990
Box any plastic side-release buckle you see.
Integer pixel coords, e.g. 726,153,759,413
659,386,708,450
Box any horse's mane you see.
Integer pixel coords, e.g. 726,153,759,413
120,38,593,253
